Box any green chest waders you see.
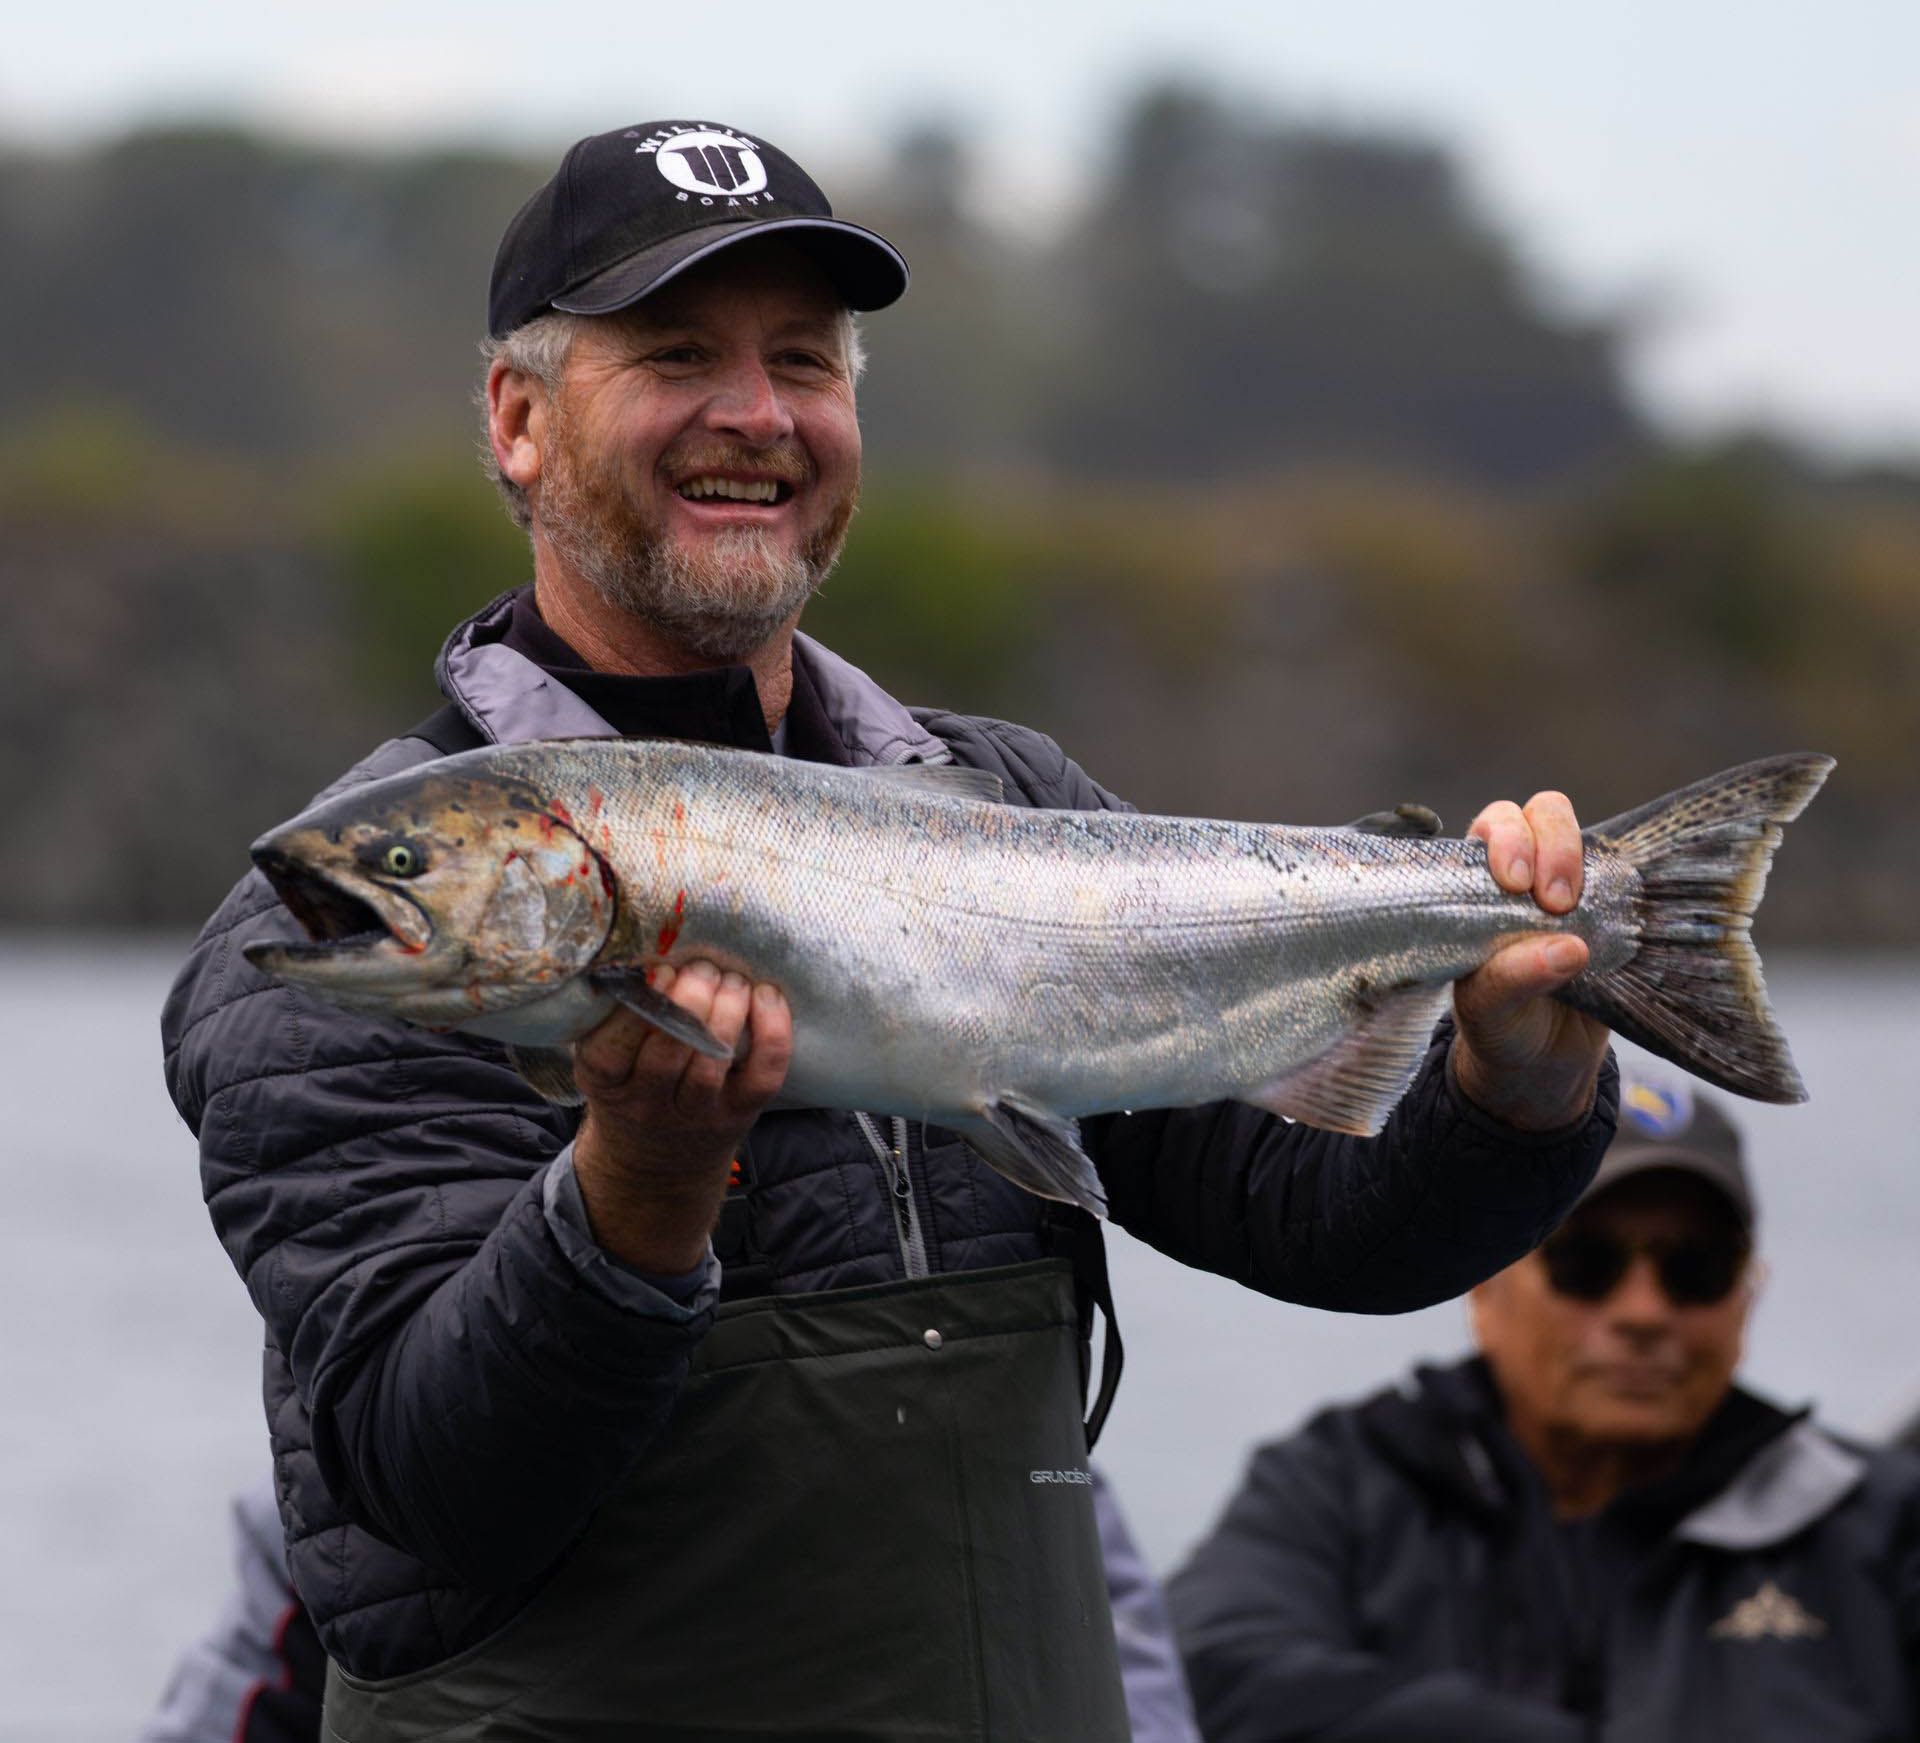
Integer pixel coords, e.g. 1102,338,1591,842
322,1261,1130,1742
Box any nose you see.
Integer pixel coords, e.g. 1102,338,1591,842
1606,1255,1677,1331
704,356,795,448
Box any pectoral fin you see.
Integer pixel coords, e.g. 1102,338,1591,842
960,1094,1108,1219
588,968,735,1060
1241,982,1451,1134
507,1044,583,1107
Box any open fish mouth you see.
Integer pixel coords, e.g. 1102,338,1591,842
250,847,432,958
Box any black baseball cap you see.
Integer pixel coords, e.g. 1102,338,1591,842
1579,1068,1756,1231
488,120,910,339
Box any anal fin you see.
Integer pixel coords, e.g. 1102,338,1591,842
1242,983,1451,1134
507,1044,583,1107
960,1094,1108,1219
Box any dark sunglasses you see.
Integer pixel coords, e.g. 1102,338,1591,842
1539,1230,1749,1307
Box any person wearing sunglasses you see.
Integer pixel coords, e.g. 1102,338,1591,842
1168,1070,1920,1742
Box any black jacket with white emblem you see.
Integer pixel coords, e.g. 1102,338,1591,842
1170,1356,1920,1742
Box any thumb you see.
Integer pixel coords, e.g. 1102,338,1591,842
1457,934,1588,1025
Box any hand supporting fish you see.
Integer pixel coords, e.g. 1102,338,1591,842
1452,788,1610,1133
570,963,792,1275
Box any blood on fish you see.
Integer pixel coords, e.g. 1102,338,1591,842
656,888,686,955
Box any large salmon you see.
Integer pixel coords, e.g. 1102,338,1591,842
245,743,1832,1216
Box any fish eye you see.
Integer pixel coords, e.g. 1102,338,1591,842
360,838,427,879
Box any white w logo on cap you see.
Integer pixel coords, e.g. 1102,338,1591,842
654,131,769,197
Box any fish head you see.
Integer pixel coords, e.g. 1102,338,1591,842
242,764,616,1029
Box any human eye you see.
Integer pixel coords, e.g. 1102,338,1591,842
773,346,840,377
644,340,707,370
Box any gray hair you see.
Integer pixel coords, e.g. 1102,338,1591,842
478,305,867,531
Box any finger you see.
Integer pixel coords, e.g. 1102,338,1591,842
663,958,721,1018
732,984,795,1105
1522,790,1583,914
574,1003,660,1088
677,971,753,1102
1468,800,1534,896
631,959,720,1093
1457,934,1589,1018
576,962,711,1092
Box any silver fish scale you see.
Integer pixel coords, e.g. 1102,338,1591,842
497,738,1640,1124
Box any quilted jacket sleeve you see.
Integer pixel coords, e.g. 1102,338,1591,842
160,745,715,1593
1088,1027,1614,1313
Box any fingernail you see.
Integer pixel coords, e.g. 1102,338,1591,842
1546,938,1582,973
1547,877,1573,909
1509,856,1531,888
721,971,747,994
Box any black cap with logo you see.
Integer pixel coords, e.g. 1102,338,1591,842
1579,1068,1756,1231
488,120,910,339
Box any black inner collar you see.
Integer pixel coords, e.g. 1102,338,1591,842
500,587,849,764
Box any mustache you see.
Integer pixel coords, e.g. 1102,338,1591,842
662,442,813,487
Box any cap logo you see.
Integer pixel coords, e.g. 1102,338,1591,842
1621,1074,1695,1139
644,128,770,200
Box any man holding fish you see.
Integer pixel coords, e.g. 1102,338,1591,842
163,120,1820,1740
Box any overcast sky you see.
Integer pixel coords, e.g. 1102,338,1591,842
8,0,1917,460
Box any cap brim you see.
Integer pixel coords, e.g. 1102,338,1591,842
552,216,909,318
1579,1150,1754,1226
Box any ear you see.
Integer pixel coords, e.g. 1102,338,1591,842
487,359,550,493
1465,1269,1509,1351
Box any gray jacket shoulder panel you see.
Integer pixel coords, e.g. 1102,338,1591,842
792,632,953,766
1678,1420,1870,1550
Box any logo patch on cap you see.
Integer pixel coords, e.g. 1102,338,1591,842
1621,1073,1695,1139
647,129,769,198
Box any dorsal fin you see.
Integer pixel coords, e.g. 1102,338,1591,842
1343,803,1444,838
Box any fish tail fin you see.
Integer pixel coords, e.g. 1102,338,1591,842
1559,753,1833,1103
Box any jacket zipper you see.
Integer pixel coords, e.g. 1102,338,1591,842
855,1112,929,1278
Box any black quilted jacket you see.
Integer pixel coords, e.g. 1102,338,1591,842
161,596,1616,1678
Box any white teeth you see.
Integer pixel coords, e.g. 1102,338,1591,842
678,476,781,503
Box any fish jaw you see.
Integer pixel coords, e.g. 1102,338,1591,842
242,765,618,1032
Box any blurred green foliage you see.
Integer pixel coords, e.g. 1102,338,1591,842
805,488,1040,710
1572,443,1822,667
323,460,529,709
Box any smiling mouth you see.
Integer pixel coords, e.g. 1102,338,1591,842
675,475,794,506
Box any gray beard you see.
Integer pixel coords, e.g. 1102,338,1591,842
539,428,846,664
574,525,822,664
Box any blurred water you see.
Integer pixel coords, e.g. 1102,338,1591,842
2,941,1915,1738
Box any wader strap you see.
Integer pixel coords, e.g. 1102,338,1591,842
1046,1205,1125,1449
